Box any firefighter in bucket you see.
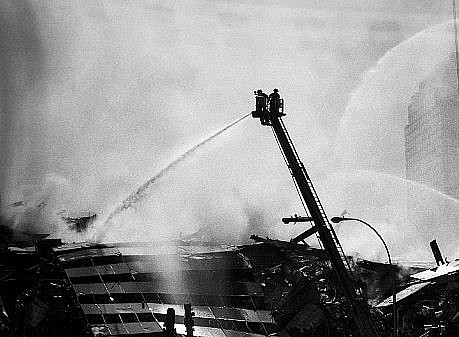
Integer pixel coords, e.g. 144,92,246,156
254,89,270,125
252,89,284,125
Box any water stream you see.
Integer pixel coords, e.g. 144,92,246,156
91,112,252,242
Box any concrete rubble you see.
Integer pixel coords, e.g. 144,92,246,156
1,229,458,337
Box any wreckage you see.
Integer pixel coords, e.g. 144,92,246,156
1,91,459,337
62,213,97,233
2,235,458,337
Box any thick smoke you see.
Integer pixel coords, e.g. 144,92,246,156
90,112,252,242
0,1,74,239
0,0,45,203
1,1,456,261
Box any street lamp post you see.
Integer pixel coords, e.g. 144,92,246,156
330,217,397,337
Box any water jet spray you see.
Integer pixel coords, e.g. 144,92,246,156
90,112,252,242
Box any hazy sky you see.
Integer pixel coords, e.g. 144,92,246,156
0,0,457,259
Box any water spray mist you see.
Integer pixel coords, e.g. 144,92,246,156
90,112,252,242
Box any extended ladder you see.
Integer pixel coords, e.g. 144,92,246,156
252,90,379,337
275,118,356,283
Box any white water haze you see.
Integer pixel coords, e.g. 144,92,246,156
319,170,459,261
1,2,458,262
90,112,252,242
328,20,459,261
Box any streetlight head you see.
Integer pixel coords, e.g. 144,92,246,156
330,217,344,224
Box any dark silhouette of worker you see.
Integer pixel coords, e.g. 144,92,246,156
269,88,281,115
255,89,270,125
255,89,268,110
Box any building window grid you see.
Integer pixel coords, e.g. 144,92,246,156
405,78,458,199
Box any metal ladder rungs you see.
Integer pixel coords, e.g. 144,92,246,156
279,118,359,284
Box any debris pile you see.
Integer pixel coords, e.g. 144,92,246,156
1,234,459,337
246,236,459,337
62,213,97,233
0,238,86,337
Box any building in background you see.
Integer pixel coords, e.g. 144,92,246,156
405,53,459,227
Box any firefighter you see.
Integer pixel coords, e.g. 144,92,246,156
255,90,268,110
269,88,280,115
255,89,270,125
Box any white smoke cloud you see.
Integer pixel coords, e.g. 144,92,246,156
0,1,456,262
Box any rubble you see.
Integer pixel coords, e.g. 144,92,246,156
1,234,459,337
62,213,97,233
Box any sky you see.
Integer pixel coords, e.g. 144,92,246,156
0,0,457,260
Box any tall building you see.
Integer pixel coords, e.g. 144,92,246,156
405,53,459,200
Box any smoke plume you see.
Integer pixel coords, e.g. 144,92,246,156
1,1,456,262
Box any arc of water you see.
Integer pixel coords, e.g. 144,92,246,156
356,169,459,205
91,112,252,242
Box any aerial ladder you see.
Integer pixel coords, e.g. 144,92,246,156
252,90,380,337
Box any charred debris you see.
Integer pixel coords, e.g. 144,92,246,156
1,234,458,337
62,213,97,233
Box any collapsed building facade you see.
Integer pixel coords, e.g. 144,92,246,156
1,235,459,337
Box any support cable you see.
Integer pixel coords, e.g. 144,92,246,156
89,255,128,333
90,288,112,335
116,249,158,324
89,255,114,302
203,295,228,337
109,263,147,331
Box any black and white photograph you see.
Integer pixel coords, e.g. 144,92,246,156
1,1,459,336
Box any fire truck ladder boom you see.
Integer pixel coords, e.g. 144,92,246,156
252,90,379,337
